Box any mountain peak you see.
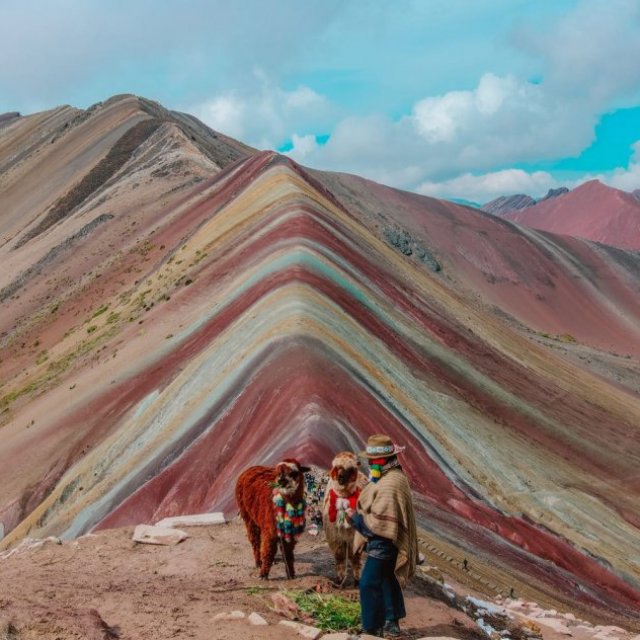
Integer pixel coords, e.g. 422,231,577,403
1,94,640,623
503,178,640,249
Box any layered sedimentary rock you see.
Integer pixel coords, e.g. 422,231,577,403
0,95,639,626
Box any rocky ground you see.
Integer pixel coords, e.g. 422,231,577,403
0,520,638,640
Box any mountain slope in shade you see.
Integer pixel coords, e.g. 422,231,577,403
482,187,569,217
0,96,639,628
483,193,535,216
504,180,640,250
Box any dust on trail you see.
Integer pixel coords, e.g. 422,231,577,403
0,521,481,640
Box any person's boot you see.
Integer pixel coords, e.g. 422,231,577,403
383,620,402,637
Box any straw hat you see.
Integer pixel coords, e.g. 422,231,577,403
361,434,405,459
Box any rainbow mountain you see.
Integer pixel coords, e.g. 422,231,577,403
1,95,639,626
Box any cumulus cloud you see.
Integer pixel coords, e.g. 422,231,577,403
286,0,640,200
3,0,639,203
295,71,594,194
515,0,640,106
194,96,246,140
417,169,558,204
0,0,344,112
410,73,593,164
599,141,640,192
189,72,334,150
285,134,321,162
413,74,516,143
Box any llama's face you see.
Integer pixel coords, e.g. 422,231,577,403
330,452,359,489
274,460,306,496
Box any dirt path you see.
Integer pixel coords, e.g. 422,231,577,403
0,522,483,640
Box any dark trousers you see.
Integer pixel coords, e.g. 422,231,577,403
359,547,406,631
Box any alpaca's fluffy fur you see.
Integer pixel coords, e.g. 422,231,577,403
322,451,368,584
236,459,308,579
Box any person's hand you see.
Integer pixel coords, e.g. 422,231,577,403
345,508,355,521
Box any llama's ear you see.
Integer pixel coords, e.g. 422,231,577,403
300,466,311,473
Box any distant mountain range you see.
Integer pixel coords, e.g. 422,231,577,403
483,187,569,216
482,181,640,250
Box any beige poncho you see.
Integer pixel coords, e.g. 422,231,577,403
354,468,418,588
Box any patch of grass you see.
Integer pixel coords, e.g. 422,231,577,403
91,303,109,318
87,325,97,334
287,591,361,633
106,311,121,324
537,330,578,344
245,586,269,596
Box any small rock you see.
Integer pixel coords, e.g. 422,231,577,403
247,612,268,626
132,524,188,545
321,633,354,640
418,564,443,583
518,619,542,637
415,637,459,640
155,512,225,528
536,618,572,635
212,610,245,621
278,620,323,639
0,619,18,637
592,628,626,640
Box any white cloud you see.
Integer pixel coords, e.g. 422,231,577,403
417,169,558,203
285,134,320,162
188,72,334,150
0,0,345,113
193,96,246,140
297,71,594,191
598,141,640,192
516,0,640,106
285,86,325,110
283,0,640,199
413,74,515,143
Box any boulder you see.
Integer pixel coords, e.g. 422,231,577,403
155,512,225,528
132,524,188,545
212,610,245,621
278,620,323,639
247,612,268,626
536,618,572,635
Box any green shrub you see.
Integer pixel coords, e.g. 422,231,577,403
287,591,361,632
92,303,109,318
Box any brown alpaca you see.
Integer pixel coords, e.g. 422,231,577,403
323,451,368,585
235,458,309,579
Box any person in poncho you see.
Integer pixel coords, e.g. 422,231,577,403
346,434,417,637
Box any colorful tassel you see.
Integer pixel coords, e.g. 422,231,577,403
273,489,306,542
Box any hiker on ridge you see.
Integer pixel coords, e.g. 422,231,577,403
346,433,417,638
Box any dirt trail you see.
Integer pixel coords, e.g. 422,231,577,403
0,522,482,640
0,522,636,640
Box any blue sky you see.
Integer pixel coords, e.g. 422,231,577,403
1,0,640,202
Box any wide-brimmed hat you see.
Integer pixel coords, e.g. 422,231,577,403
360,434,405,459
